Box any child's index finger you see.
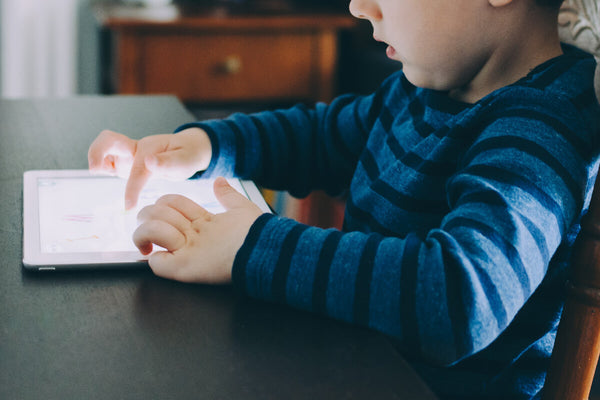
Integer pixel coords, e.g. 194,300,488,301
124,158,151,210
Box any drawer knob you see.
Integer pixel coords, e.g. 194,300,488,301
222,55,242,75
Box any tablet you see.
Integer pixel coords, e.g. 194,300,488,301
23,170,271,271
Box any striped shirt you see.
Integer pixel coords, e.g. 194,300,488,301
176,44,600,399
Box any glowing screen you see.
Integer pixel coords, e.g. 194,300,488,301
37,177,243,253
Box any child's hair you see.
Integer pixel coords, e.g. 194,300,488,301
535,0,564,8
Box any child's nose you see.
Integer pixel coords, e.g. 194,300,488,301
348,0,383,21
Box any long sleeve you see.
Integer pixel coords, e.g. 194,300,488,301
175,90,384,198
231,99,596,365
176,44,600,398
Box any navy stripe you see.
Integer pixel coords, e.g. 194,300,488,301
444,216,530,298
438,226,511,330
192,123,221,177
351,97,370,141
401,151,457,177
519,215,550,262
399,233,421,349
473,108,590,160
380,107,395,133
273,110,299,182
408,98,435,138
366,86,384,129
571,87,596,110
462,164,566,232
372,179,449,214
527,55,578,90
231,214,272,291
454,190,550,262
326,96,358,164
344,196,398,236
359,149,380,181
353,234,382,325
297,104,320,179
463,135,582,209
312,230,343,314
224,119,246,177
440,234,475,357
386,133,407,159
249,116,272,181
271,224,308,303
400,74,416,97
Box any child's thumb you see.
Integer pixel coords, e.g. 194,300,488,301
214,177,247,211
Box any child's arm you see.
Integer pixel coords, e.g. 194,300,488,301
88,127,212,209
189,78,596,367
172,91,381,198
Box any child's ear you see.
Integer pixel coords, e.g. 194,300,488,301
488,0,513,7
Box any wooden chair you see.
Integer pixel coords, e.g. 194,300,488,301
542,1,600,399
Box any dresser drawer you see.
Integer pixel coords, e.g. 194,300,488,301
130,32,318,102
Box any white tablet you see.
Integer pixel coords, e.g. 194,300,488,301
23,170,271,271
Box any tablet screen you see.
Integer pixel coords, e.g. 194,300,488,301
37,176,242,254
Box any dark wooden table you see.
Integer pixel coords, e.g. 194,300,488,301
0,96,438,400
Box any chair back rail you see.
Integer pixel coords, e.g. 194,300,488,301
543,174,600,399
543,1,600,398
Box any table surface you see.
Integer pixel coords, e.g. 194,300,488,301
0,96,438,400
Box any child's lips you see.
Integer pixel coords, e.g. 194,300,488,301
386,45,397,59
374,36,397,59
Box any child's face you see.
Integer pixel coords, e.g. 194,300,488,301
349,0,496,94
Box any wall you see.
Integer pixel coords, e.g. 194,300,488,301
0,0,2,95
77,0,101,94
0,0,80,97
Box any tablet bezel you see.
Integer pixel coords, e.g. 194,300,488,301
23,169,271,271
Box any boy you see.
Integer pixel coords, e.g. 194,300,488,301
88,0,600,398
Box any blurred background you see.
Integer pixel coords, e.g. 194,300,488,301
0,0,401,105
0,0,402,222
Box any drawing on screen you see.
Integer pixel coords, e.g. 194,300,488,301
62,214,94,223
38,176,238,254
66,234,100,242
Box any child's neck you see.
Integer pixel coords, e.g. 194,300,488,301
449,9,563,104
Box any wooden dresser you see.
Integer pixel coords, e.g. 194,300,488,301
93,1,355,228
94,1,355,104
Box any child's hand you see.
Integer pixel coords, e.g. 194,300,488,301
88,128,212,209
133,177,263,283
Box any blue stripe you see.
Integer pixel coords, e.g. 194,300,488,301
372,179,448,213
344,196,398,236
454,190,550,262
473,108,590,160
399,233,421,348
463,135,582,210
461,164,566,232
443,216,530,298
439,233,475,357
